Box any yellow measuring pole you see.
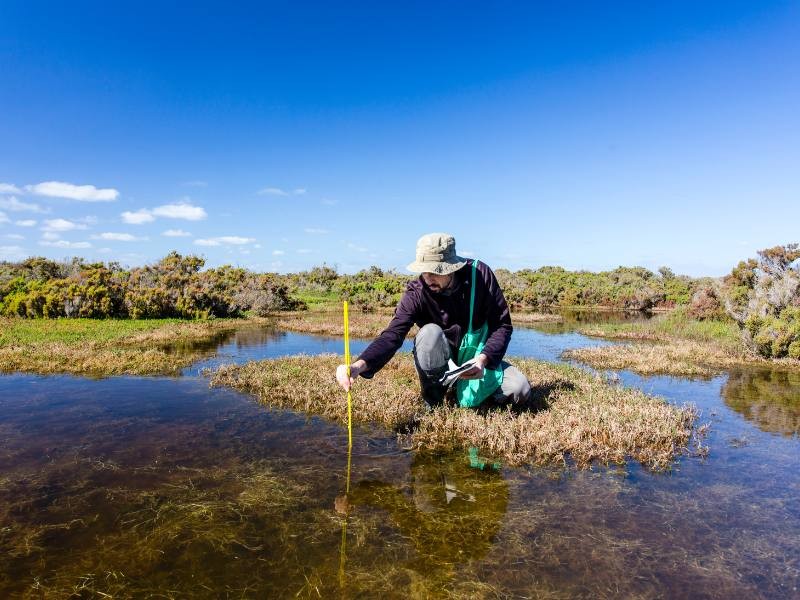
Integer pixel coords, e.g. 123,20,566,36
343,300,353,476
339,301,354,589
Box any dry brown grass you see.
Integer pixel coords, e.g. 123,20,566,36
511,312,563,324
208,354,698,470
563,339,800,377
0,319,240,377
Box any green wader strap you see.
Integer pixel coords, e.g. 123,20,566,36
454,260,503,408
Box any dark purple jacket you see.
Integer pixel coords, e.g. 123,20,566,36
358,259,513,378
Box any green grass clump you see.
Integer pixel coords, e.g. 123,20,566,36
0,317,241,376
0,317,189,346
580,308,742,353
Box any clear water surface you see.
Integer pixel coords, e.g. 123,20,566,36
0,316,798,598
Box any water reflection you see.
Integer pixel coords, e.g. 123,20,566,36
722,368,800,437
524,308,651,335
340,452,508,583
2,313,800,597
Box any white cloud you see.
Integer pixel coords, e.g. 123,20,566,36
42,231,60,241
26,181,119,202
182,180,208,187
42,218,88,232
321,198,338,206
15,220,37,227
297,248,312,254
152,202,207,221
2,233,24,240
272,250,285,256
258,187,289,196
121,209,155,225
304,228,329,234
162,229,191,237
0,183,22,194
258,187,307,197
460,250,476,258
347,242,367,252
0,245,27,260
195,236,256,246
0,196,46,213
0,211,8,224
92,232,144,242
39,240,92,249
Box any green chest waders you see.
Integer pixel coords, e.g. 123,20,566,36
455,261,503,408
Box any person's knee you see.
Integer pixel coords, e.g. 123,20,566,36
501,364,531,403
415,323,444,344
512,377,532,403
414,324,449,372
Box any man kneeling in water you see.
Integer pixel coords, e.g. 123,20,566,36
335,233,531,409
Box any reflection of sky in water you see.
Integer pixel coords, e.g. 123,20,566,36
1,320,799,597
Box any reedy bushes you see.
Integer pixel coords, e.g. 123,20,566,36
0,252,302,319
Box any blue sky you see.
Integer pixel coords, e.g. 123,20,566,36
1,1,798,276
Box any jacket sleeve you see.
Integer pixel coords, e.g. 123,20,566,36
357,285,418,378
479,263,513,368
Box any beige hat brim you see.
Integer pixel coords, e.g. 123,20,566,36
406,256,467,275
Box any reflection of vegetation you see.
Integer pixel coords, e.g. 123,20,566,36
209,354,698,470
722,368,800,436
342,453,508,582
0,317,243,376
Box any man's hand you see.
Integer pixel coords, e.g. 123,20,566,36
335,359,366,391
459,354,489,380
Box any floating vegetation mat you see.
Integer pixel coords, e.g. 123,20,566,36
208,354,700,470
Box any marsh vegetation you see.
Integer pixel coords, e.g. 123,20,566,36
208,354,699,470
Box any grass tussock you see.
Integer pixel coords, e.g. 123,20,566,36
208,354,698,470
562,340,753,377
573,309,800,375
0,317,241,376
510,312,563,324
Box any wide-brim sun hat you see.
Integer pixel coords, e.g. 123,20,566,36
406,232,468,275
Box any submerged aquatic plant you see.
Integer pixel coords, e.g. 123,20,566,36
208,354,698,470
